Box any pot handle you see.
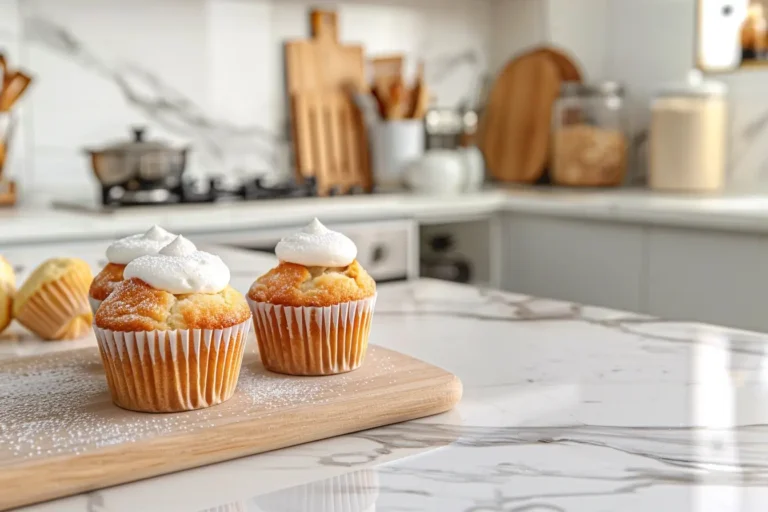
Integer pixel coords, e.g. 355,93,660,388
132,127,146,142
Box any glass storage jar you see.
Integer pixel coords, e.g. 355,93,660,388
550,82,629,187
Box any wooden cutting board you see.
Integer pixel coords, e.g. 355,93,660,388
0,343,461,510
285,9,371,195
291,90,372,195
478,48,575,183
284,10,366,95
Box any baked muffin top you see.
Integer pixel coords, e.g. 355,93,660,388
14,258,92,311
248,260,375,307
89,263,125,301
95,235,250,331
95,278,251,331
248,219,375,307
0,255,14,289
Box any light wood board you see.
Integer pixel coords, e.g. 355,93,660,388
284,9,371,195
291,90,372,195
0,344,462,510
478,49,563,184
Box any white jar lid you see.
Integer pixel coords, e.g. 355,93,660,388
656,70,727,98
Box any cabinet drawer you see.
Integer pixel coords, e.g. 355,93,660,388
347,226,410,281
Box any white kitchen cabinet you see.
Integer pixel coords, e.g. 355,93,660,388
502,213,646,312
646,226,768,332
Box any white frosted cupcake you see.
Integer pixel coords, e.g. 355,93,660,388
94,236,252,413
88,225,177,313
248,219,376,376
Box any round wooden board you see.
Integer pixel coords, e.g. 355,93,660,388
479,51,563,183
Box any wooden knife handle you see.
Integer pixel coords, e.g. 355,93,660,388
310,9,338,42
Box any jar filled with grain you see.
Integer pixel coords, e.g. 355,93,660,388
550,82,629,187
649,71,727,192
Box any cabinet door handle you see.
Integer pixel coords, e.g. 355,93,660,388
371,244,387,263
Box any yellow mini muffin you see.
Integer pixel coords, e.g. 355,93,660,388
0,255,15,333
247,219,377,376
89,225,177,313
13,258,93,340
93,236,252,413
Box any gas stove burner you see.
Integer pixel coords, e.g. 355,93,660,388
98,175,331,208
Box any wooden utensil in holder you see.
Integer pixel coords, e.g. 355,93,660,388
0,55,32,207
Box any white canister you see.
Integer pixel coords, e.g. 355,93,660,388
649,70,728,192
371,120,425,191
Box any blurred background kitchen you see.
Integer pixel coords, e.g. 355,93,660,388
5,0,768,333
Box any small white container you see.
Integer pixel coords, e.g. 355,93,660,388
649,71,728,192
371,120,425,191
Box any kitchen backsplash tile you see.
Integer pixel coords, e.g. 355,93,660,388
4,0,492,196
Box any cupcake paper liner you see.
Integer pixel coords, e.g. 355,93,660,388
93,319,251,413
88,296,102,315
15,271,93,340
248,295,376,376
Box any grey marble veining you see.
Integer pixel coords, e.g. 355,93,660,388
6,244,768,511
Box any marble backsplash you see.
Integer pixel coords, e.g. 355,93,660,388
0,0,492,196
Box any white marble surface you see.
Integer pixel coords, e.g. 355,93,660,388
8,188,768,247
4,243,768,511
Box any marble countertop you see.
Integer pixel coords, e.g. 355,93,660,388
4,243,768,511
7,187,768,246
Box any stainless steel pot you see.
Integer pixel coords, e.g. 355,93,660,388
84,127,189,187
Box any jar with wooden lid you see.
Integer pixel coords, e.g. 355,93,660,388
550,82,629,187
649,71,727,192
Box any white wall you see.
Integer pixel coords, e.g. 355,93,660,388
2,0,494,198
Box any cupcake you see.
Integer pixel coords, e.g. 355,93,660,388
89,225,176,313
93,235,252,413
13,258,93,340
247,218,376,376
0,255,15,334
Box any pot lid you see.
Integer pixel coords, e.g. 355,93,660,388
656,70,727,98
88,127,177,153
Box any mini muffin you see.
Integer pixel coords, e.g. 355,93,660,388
89,225,176,313
0,255,15,333
13,258,93,340
93,235,252,413
248,218,376,376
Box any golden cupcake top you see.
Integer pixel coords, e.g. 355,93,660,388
89,263,126,301
0,255,14,288
95,278,251,331
249,219,375,307
13,258,92,313
249,260,375,308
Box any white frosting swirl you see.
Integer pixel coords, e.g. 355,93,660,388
124,236,230,294
275,218,357,267
106,225,177,265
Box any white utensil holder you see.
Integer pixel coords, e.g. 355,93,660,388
371,120,425,191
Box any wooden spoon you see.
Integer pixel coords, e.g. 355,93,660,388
0,71,32,112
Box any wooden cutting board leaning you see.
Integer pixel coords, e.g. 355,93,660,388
477,46,582,184
284,9,372,195
0,344,462,510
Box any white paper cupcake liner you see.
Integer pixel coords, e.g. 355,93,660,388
248,295,376,376
93,319,251,413
88,296,102,314
15,273,92,340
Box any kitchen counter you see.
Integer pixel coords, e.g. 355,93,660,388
7,187,768,246
5,243,768,511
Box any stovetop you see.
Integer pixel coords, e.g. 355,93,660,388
52,176,367,214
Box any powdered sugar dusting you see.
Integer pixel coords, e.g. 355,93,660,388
0,345,398,463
